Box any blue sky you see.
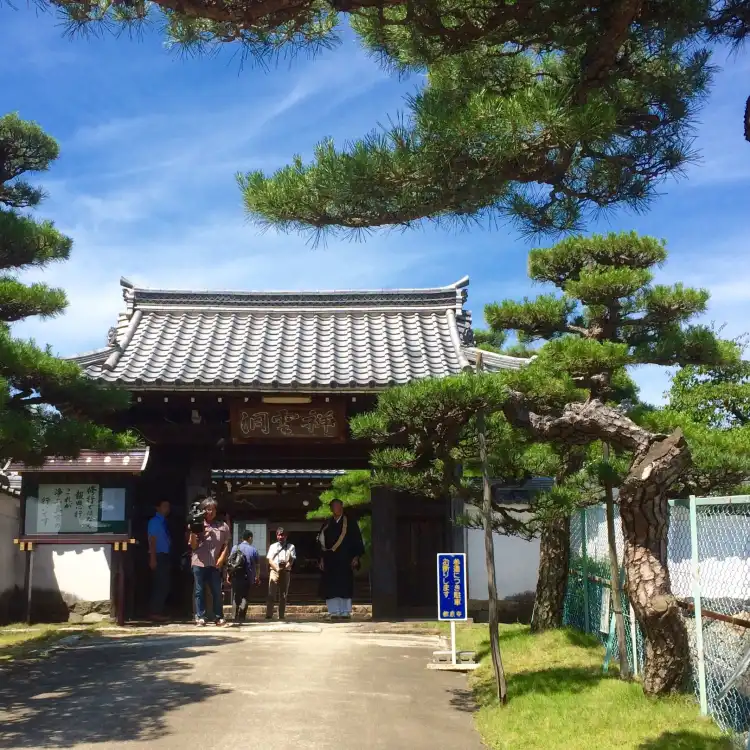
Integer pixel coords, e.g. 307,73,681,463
3,7,750,406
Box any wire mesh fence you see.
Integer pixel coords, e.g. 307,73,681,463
564,497,750,744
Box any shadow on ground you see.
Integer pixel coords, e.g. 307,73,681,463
637,730,735,749
0,630,67,663
470,626,544,663
447,687,479,713
0,634,238,748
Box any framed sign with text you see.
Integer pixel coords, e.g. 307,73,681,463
230,401,346,442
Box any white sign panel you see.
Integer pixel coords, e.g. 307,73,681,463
30,484,100,534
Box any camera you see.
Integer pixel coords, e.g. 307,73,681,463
187,500,205,534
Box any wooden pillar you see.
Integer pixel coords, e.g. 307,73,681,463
370,486,398,619
23,546,34,625
117,550,126,626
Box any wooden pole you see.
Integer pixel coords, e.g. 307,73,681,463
117,549,126,626
24,546,34,626
476,352,508,704
603,443,631,680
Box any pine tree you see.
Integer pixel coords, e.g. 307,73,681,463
481,231,735,695
16,1,749,141
350,371,565,702
668,343,750,428
0,113,133,464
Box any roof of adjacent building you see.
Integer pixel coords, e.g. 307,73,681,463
0,463,21,495
8,449,150,474
70,276,527,391
212,469,348,480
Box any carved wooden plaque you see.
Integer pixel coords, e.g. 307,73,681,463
230,402,346,442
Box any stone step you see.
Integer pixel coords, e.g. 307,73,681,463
223,604,373,620
432,650,477,664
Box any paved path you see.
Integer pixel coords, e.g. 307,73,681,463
0,624,484,750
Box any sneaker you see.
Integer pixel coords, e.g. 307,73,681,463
196,618,206,627
215,618,226,627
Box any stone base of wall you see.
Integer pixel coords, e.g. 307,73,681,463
29,589,112,624
468,591,535,624
0,586,24,625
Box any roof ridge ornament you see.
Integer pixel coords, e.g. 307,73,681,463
450,275,470,289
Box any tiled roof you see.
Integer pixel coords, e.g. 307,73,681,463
462,347,528,372
213,469,348,480
0,463,21,495
8,449,150,474
70,276,528,391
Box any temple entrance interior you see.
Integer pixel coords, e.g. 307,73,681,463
216,470,372,605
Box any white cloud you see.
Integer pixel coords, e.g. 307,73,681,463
7,38,421,358
13,211,443,357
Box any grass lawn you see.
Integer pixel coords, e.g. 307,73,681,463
0,623,110,663
448,622,734,750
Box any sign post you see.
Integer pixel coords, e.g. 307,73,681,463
437,553,468,665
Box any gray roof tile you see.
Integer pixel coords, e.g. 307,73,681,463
72,277,528,390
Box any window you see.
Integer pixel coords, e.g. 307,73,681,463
233,522,268,555
25,484,128,534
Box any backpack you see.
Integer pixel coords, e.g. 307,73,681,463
227,547,247,578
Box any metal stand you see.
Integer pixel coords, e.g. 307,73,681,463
450,620,457,666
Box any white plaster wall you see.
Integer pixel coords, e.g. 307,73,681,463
465,506,540,600
578,503,750,602
0,492,23,603
34,545,112,603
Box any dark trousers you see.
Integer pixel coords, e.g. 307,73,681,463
150,553,170,615
231,577,250,622
192,565,223,621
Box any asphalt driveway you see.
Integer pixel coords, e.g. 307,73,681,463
0,624,484,750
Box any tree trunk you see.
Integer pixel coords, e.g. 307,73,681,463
501,396,692,696
530,515,570,632
476,355,508,704
618,431,691,695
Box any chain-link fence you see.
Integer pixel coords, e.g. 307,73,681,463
564,496,750,743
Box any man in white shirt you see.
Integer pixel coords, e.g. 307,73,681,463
266,527,296,620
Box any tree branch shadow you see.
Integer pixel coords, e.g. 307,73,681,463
637,730,735,749
0,633,238,748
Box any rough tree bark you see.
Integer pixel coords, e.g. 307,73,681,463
530,515,570,632
503,396,691,696
618,430,691,694
531,451,583,633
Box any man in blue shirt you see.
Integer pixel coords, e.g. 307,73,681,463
228,530,260,623
147,500,171,622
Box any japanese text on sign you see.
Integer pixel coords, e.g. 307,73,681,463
31,484,100,534
437,553,467,621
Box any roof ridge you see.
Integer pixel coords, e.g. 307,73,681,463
120,275,470,308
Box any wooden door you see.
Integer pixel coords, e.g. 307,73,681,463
396,518,444,608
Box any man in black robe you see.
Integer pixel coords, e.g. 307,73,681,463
318,498,365,620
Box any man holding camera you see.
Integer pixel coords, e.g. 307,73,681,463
265,527,296,621
188,497,230,626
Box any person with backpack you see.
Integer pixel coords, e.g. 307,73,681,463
227,530,260,624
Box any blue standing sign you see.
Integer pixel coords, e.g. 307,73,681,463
437,552,467,621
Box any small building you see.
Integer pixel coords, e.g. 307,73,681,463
8,450,150,623
11,276,530,621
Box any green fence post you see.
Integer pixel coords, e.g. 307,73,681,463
690,494,708,716
581,508,590,634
